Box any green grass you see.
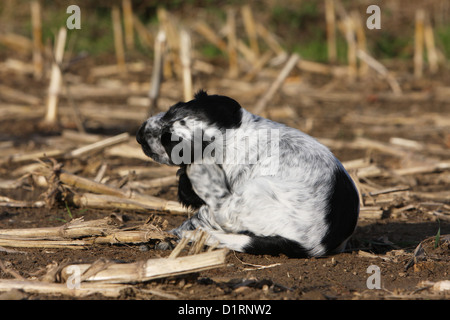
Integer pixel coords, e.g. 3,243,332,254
434,219,441,249
436,26,450,59
4,2,450,63
269,2,351,63
200,43,226,59
51,201,87,223
291,32,350,64
371,31,412,60
64,8,116,56
20,5,116,57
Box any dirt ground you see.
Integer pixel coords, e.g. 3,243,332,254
1,65,449,300
0,4,450,298
1,207,449,301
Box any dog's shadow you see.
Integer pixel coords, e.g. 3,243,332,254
347,220,449,254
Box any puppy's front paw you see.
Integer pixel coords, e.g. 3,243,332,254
187,164,230,205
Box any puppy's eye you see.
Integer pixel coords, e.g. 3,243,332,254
179,120,186,126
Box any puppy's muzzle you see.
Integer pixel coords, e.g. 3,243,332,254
136,120,173,166
136,121,154,158
136,122,147,147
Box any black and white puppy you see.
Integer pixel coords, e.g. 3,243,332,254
136,90,359,258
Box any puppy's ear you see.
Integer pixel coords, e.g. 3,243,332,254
161,127,210,165
177,166,206,209
161,128,185,164
190,90,242,129
194,89,208,100
160,129,175,157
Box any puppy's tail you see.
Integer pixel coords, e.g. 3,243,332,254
206,231,311,258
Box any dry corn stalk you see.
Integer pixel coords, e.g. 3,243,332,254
127,176,178,190
351,10,368,76
37,160,186,214
0,217,118,240
0,279,129,298
0,33,33,53
0,149,65,166
0,216,175,249
157,8,180,79
0,238,228,297
112,6,126,74
241,5,259,57
45,27,67,124
424,16,438,74
325,0,337,63
122,0,134,51
343,16,357,81
66,132,130,158
255,23,284,56
193,21,227,52
60,248,228,284
414,9,425,78
0,85,41,105
226,8,239,78
60,172,185,214
180,29,193,101
71,193,186,214
253,53,299,115
133,14,153,49
356,49,402,95
30,0,43,79
148,29,166,114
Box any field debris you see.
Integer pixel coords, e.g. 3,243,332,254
0,215,176,249
0,1,449,300
0,224,228,298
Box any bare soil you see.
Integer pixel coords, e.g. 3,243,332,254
0,47,449,301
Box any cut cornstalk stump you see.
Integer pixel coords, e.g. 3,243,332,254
30,0,43,80
180,29,193,102
44,27,67,125
112,6,126,74
148,29,166,115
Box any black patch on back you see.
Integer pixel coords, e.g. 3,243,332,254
176,166,205,209
242,231,310,258
322,164,360,254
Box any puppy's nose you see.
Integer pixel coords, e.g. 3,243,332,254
136,122,147,145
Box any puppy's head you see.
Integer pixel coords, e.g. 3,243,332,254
136,90,242,166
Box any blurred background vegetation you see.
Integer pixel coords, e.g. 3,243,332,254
1,0,449,66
